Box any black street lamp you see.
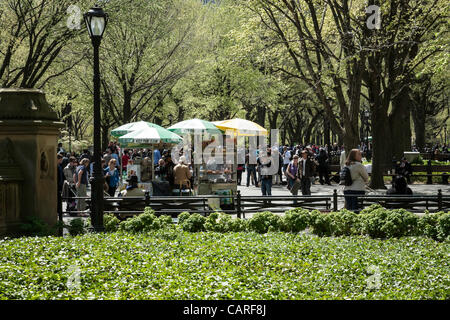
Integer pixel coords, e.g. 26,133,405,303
84,6,108,232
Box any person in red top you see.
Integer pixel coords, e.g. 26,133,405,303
122,149,130,171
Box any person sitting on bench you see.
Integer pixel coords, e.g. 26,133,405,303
174,156,192,191
120,175,145,197
386,175,413,195
395,157,413,184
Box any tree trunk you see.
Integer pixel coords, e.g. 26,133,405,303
390,87,412,159
411,96,426,151
256,105,266,127
370,108,391,189
324,116,331,146
123,91,132,123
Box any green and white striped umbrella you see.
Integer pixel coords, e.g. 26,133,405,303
117,123,182,147
111,121,163,138
167,118,222,134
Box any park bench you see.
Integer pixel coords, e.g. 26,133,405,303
355,190,449,213
329,164,450,184
65,189,448,221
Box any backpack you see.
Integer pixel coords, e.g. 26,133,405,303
340,166,353,186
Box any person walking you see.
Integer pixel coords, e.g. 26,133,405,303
245,153,258,187
285,155,300,195
257,147,274,197
298,150,315,195
104,159,120,197
343,149,369,212
103,148,113,169
75,158,90,214
316,148,331,185
237,163,244,185
63,156,78,215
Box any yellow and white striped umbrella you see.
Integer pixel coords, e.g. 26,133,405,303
213,118,268,136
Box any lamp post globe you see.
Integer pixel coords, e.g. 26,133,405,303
84,6,108,232
84,6,108,40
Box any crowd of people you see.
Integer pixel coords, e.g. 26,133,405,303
251,143,417,212
413,143,449,155
57,139,422,216
56,141,193,216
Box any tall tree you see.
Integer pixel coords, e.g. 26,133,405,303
0,0,88,88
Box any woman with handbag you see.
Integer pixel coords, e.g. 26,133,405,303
285,155,300,195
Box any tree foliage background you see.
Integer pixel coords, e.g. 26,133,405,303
0,0,448,186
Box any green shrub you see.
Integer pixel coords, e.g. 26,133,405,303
328,209,362,236
178,212,191,225
360,204,384,215
436,212,450,241
281,208,310,233
309,210,332,237
205,212,221,232
179,213,206,232
103,214,121,233
205,213,248,233
119,208,159,233
230,217,248,232
67,218,86,236
418,211,440,240
248,211,281,234
157,215,175,229
361,208,418,238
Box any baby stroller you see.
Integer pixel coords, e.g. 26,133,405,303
63,181,78,217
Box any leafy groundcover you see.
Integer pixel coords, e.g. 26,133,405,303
0,230,448,300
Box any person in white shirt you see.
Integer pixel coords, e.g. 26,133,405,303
343,149,369,212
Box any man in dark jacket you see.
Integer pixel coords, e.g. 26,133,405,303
297,150,315,195
316,148,331,185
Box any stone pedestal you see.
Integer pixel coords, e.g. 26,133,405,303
0,88,64,236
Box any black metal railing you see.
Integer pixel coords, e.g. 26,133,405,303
62,189,449,219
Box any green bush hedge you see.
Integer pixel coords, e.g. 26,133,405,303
168,209,449,241
58,206,450,242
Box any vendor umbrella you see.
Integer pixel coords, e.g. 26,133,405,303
213,118,268,136
118,124,182,147
111,121,165,138
168,118,222,134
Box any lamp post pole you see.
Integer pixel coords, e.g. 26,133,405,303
84,6,108,232
91,36,104,232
